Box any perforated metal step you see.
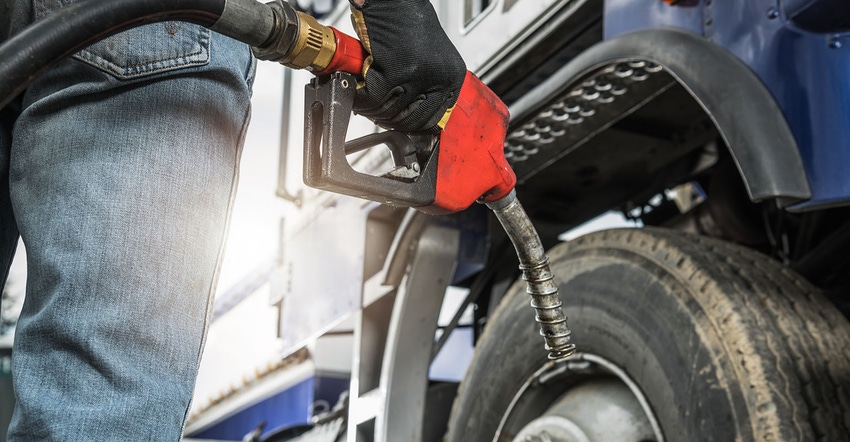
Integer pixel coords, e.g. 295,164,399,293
505,61,676,182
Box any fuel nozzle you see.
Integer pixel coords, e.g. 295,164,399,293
273,3,575,359
252,0,365,75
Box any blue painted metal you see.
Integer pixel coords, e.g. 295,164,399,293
430,205,488,284
451,205,488,284
605,0,705,36
188,378,313,441
604,0,850,210
430,328,474,382
186,375,349,441
782,0,850,33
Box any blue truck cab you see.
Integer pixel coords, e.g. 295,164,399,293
607,0,850,209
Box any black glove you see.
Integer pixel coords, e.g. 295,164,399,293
349,0,466,133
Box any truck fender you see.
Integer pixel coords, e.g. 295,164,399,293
511,28,811,206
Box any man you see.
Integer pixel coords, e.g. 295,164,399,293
0,0,463,439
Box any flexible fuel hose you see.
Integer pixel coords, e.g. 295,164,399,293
0,0,277,110
488,191,576,360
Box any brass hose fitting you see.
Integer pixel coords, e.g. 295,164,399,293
283,12,336,71
252,0,337,72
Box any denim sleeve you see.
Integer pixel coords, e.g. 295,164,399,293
1,1,257,440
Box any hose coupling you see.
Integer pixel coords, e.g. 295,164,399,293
252,0,337,72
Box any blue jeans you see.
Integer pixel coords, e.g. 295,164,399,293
0,1,256,439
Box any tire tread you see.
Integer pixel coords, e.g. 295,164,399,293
447,228,850,441
561,228,850,441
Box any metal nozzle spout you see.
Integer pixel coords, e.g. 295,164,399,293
486,190,576,360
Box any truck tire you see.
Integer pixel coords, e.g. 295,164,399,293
445,227,850,441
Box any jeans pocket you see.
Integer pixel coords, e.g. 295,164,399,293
35,0,211,80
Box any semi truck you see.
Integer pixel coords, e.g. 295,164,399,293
182,0,850,441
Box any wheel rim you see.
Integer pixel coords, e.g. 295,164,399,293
496,352,663,442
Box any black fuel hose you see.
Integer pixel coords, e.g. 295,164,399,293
0,0,277,110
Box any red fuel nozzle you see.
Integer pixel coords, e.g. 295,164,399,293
426,71,516,214
253,1,516,212
288,23,516,214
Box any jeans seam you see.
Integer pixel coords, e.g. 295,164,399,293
179,98,253,440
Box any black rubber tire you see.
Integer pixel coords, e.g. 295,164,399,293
446,227,850,442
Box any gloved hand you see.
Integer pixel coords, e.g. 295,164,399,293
348,0,466,133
